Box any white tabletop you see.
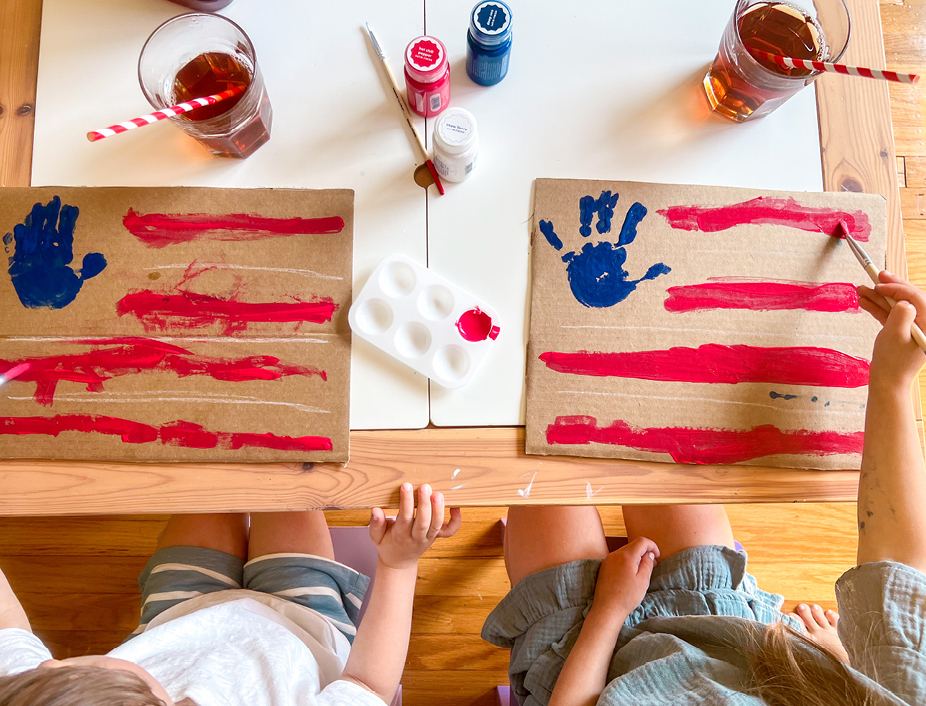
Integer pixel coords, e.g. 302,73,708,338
32,0,824,429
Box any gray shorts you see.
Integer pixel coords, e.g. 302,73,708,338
482,545,799,706
131,546,369,643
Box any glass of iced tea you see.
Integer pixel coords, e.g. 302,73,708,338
704,0,851,122
138,13,272,158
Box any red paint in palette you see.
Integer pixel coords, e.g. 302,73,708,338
117,290,338,334
539,345,869,388
657,197,871,241
545,415,864,464
455,308,500,342
0,414,333,452
123,209,345,248
664,279,860,313
1,337,325,406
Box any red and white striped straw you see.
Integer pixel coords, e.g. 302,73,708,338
750,49,920,85
86,84,246,142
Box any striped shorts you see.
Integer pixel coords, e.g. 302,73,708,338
131,546,370,643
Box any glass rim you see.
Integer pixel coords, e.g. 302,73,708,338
137,11,259,118
733,0,852,81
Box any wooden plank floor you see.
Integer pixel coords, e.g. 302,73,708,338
0,504,857,706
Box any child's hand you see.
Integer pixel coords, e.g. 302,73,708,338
858,271,926,390
369,483,462,571
590,537,659,623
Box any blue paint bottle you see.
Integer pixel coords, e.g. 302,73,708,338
466,1,513,86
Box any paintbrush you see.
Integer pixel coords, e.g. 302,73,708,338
0,363,30,388
365,23,445,196
838,221,926,352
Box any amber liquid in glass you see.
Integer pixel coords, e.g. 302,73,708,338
171,51,271,158
706,2,827,121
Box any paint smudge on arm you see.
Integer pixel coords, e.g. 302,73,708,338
4,197,107,309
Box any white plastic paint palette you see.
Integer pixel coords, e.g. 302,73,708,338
349,255,501,388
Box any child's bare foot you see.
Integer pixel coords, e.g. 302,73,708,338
791,603,849,664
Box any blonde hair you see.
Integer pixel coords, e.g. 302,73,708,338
0,665,166,706
746,622,890,706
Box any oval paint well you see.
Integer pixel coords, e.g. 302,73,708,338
455,307,499,342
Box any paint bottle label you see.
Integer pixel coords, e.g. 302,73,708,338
404,36,451,117
466,1,513,86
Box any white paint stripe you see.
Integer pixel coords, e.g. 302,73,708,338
143,263,343,281
554,390,862,416
8,394,331,415
143,590,202,608
556,325,865,341
150,563,242,587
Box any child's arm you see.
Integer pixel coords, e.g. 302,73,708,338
0,568,32,632
548,537,658,706
857,272,926,572
338,484,461,704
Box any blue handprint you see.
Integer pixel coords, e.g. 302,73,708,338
3,196,107,309
539,190,671,308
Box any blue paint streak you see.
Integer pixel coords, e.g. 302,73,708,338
543,191,670,308
769,391,799,401
5,196,107,309
539,220,563,250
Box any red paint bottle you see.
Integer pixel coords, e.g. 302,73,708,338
404,36,451,117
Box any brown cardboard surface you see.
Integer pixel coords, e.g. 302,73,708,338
526,179,886,470
0,187,352,462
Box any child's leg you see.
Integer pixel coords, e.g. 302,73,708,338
504,507,610,586
247,511,335,562
156,513,249,560
621,505,735,562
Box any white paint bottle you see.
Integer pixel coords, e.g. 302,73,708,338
432,108,479,183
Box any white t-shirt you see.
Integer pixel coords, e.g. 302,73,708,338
0,594,385,706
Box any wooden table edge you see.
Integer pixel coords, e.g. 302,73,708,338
0,0,900,511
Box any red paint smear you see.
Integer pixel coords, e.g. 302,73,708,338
657,197,871,241
116,290,338,334
456,308,497,342
0,415,332,452
545,416,864,464
664,281,860,313
539,345,869,388
1,338,325,407
123,209,345,248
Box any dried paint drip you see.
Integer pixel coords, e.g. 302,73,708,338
0,414,332,452
456,307,499,342
546,415,864,464
539,345,870,388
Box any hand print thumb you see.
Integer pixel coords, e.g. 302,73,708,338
539,190,670,308
4,196,107,310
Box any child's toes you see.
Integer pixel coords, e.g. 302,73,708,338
810,604,829,629
793,604,814,632
825,609,840,628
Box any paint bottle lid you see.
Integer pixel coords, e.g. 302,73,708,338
405,36,449,84
434,108,478,156
469,1,512,47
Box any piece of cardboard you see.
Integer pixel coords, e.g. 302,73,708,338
526,179,886,470
0,187,352,462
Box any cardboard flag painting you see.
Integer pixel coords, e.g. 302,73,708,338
0,186,352,463
526,179,886,470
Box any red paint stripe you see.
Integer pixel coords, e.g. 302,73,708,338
657,196,871,241
538,345,870,388
110,125,129,135
0,415,332,452
123,209,345,248
130,117,149,128
1,338,326,407
664,280,860,313
116,290,338,334
834,63,851,75
545,416,864,464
